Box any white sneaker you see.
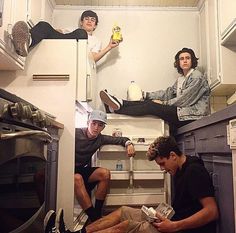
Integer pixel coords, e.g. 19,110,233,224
12,21,30,57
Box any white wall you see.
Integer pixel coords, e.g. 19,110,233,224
52,7,200,108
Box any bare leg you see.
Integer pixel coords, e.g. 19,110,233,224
74,174,92,210
86,208,129,233
92,220,129,233
88,167,110,200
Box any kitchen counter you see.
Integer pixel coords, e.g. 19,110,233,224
177,103,236,135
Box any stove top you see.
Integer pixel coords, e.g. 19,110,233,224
0,88,51,130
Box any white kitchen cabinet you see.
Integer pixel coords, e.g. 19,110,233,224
0,0,54,71
0,0,27,70
27,0,54,27
218,0,236,38
200,0,236,96
94,114,170,207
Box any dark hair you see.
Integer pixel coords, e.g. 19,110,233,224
146,136,182,161
174,48,199,74
81,10,99,25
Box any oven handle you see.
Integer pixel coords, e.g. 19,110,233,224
0,130,52,143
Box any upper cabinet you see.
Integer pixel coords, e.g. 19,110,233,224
218,0,236,42
0,0,27,70
0,0,54,71
200,0,236,96
27,0,54,27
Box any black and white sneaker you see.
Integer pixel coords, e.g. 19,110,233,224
44,210,57,233
56,208,67,233
12,21,30,57
100,90,122,111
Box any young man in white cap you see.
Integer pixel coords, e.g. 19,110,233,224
73,110,135,223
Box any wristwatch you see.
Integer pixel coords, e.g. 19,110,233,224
125,140,133,147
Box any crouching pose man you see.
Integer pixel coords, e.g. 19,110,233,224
45,136,218,233
74,110,135,222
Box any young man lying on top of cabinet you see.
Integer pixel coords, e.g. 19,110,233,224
44,136,218,233
11,10,120,62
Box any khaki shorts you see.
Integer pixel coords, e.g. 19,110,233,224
120,206,159,233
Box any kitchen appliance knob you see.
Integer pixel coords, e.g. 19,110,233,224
22,105,33,119
32,110,46,123
9,102,24,119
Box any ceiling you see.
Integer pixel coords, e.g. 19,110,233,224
54,0,201,8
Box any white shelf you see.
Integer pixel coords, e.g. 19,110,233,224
133,171,164,180
111,171,130,180
110,170,164,180
105,193,165,206
100,144,149,152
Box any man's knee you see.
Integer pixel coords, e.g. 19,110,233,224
100,168,111,181
35,21,53,30
74,173,84,186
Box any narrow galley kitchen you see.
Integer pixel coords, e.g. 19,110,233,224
0,0,236,233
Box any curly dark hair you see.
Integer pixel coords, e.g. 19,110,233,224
146,136,182,161
174,48,199,74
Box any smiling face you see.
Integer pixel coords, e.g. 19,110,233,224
154,152,179,175
179,52,192,75
87,120,105,138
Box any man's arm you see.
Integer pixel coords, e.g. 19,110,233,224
153,196,219,232
92,39,119,62
101,135,135,157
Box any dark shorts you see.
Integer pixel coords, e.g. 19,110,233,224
75,165,99,193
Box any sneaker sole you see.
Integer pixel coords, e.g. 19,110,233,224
100,91,120,111
44,210,56,231
12,21,29,57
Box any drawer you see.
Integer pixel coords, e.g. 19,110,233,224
183,132,195,150
195,121,231,153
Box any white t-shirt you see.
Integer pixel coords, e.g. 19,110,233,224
88,34,102,53
177,68,194,97
60,28,102,53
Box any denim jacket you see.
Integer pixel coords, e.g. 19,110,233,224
146,69,210,121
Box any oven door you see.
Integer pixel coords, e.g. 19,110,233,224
0,124,52,233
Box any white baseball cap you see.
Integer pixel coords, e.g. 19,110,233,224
88,110,107,124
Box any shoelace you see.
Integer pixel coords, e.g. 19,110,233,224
50,226,57,233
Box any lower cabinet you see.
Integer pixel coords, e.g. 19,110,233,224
175,118,235,233
201,155,235,233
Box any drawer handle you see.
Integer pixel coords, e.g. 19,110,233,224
198,138,207,140
185,140,192,143
213,135,224,138
184,132,193,137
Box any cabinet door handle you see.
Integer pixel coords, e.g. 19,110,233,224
185,140,191,143
198,138,207,140
212,173,219,188
213,134,224,138
184,132,194,137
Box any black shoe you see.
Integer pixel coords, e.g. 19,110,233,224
12,21,30,57
100,90,122,111
44,210,56,233
56,208,68,232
